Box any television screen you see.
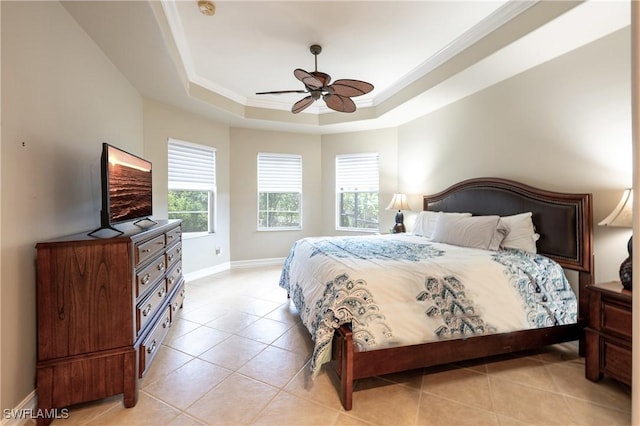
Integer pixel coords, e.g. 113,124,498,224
105,144,153,224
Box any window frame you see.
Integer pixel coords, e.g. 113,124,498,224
257,152,303,231
335,152,380,232
167,139,217,237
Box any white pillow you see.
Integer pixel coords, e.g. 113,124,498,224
431,215,507,251
412,211,472,239
499,212,540,253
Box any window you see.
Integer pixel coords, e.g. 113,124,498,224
167,139,216,234
257,153,302,230
336,153,379,231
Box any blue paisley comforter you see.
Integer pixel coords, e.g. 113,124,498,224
278,234,577,376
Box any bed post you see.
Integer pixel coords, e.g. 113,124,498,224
335,324,354,410
577,193,594,357
578,269,594,356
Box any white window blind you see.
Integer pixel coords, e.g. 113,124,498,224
336,153,379,192
168,140,216,190
258,153,302,192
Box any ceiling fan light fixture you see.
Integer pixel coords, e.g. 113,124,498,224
198,0,216,16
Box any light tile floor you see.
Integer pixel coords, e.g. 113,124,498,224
36,265,632,425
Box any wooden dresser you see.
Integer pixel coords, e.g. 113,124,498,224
35,220,184,425
585,281,631,386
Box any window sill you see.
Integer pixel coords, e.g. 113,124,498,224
257,227,302,232
335,228,380,234
182,231,215,240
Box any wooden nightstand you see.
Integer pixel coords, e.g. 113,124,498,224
585,281,632,386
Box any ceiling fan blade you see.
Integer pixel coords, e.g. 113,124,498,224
291,95,315,114
294,69,323,90
329,79,374,97
323,94,356,113
311,71,331,87
255,90,307,95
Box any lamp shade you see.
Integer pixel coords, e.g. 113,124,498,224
386,193,410,211
599,189,633,227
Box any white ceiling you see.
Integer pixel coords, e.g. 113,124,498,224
62,0,630,135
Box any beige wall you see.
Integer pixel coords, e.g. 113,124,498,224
398,27,632,284
1,1,143,409
229,128,322,261
143,99,231,275
321,128,399,235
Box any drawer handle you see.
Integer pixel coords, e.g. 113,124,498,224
168,276,175,285
163,317,170,328
142,274,151,285
180,289,185,297
142,248,151,253
167,234,174,240
172,302,178,312
177,267,182,275
147,339,157,354
157,262,165,272
168,254,175,261
158,288,166,299
142,304,152,317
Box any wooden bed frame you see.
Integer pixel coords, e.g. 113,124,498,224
330,177,593,410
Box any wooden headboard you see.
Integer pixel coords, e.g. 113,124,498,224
423,178,594,324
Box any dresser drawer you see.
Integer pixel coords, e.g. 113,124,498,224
139,306,171,377
601,301,632,339
166,261,182,295
165,226,182,247
136,281,168,334
166,243,182,270
170,282,186,322
602,340,632,386
135,255,167,299
135,234,166,266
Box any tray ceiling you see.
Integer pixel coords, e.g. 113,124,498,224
63,0,630,134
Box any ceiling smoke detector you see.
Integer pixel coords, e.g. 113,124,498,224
198,1,215,16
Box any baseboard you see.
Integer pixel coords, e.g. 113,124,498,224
230,257,285,269
1,390,36,425
184,261,230,282
184,258,285,282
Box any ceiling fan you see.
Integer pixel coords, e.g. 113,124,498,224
256,44,374,114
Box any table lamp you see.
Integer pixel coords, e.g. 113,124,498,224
386,193,410,233
598,189,633,290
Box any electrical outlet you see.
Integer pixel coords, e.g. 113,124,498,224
215,247,221,256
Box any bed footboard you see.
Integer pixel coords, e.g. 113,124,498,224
332,322,582,411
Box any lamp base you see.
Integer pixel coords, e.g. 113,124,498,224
392,223,406,233
393,211,406,233
619,235,632,291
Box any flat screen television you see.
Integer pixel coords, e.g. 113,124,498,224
90,143,154,237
